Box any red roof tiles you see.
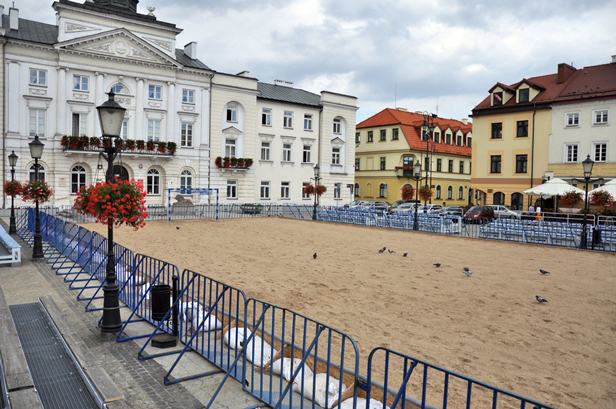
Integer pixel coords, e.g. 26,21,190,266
357,108,472,157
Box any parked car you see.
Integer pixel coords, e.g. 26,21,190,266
344,200,365,208
488,204,521,219
358,201,390,212
417,204,444,214
464,206,495,224
390,202,418,213
440,206,464,216
388,199,420,214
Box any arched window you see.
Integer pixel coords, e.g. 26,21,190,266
180,170,192,191
458,186,464,200
147,169,160,195
354,183,359,197
447,186,453,199
493,192,505,205
107,165,129,181
71,165,86,194
110,84,127,94
435,185,441,199
29,164,45,181
379,183,386,198
511,192,524,210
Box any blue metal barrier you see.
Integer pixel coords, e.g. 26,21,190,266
206,298,360,409
366,347,558,409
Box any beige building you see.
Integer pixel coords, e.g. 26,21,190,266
355,108,474,207
471,60,616,210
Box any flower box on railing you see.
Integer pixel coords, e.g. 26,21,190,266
61,136,176,156
215,156,253,169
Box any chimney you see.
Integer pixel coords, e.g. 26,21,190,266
557,63,576,84
0,6,4,16
461,118,468,125
184,42,197,59
396,107,408,112
9,7,18,31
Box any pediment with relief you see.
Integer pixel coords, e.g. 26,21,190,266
55,28,181,68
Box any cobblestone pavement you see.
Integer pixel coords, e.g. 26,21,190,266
0,218,259,409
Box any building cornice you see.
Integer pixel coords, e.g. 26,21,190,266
212,83,260,97
471,102,552,117
320,100,359,111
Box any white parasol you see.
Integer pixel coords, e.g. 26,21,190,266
523,178,586,196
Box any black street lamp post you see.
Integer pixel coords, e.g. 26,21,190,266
421,113,436,204
97,92,127,334
311,164,321,221
580,155,594,250
8,151,18,234
29,135,44,259
412,160,425,231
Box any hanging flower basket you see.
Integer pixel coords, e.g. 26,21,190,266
136,140,145,150
304,184,327,196
590,190,614,211
90,137,101,147
157,141,167,153
4,180,22,197
74,179,148,230
167,142,177,154
418,185,433,202
401,184,415,201
560,190,583,207
146,140,155,151
125,139,136,151
21,180,54,203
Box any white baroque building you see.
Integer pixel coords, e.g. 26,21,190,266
1,0,357,208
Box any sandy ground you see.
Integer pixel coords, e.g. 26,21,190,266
84,218,616,409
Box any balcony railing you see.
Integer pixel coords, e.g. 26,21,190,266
61,136,176,156
214,156,253,170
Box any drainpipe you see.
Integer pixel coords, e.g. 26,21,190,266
529,103,537,209
2,38,6,209
207,74,213,202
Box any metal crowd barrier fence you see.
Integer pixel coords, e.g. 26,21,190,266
206,298,360,409
366,347,557,409
158,269,248,384
116,253,180,342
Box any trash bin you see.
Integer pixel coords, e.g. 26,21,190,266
151,284,171,321
593,227,602,246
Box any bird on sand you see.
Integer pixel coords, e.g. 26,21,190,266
463,270,473,277
403,252,408,257
313,252,317,259
388,249,395,254
378,247,386,253
433,263,441,268
176,226,180,230
463,267,470,272
540,269,550,275
536,295,548,303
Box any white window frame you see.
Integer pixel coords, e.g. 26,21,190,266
29,109,46,137
281,182,290,199
262,108,271,126
466,136,472,147
433,132,440,143
29,69,46,86
284,111,293,128
447,186,453,200
593,142,607,162
182,89,194,104
121,119,129,140
332,147,341,165
111,84,125,94
304,114,313,131
72,113,87,137
456,134,462,146
564,143,579,163
180,169,193,190
302,182,311,199
148,85,162,100
593,109,609,125
181,123,193,147
458,186,464,200
436,185,441,199
71,165,87,194
565,112,579,127
147,169,160,195
225,139,236,158
333,118,341,134
29,164,46,181
147,119,161,141
282,143,292,162
226,104,237,122
73,75,89,92
261,142,271,161
392,128,399,141
260,181,270,199
302,145,311,163
446,133,452,144
227,180,237,199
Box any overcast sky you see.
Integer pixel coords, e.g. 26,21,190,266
5,0,616,123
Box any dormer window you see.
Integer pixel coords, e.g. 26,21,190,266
518,88,529,103
493,92,503,106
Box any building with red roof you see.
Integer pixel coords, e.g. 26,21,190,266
471,58,616,211
355,108,475,206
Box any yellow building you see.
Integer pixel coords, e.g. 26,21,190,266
355,108,474,207
471,61,616,211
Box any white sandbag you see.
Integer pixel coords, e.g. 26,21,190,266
138,283,151,300
340,397,390,409
293,373,347,409
271,357,313,384
223,327,277,367
191,308,222,331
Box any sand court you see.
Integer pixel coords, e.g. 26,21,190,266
83,217,616,409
